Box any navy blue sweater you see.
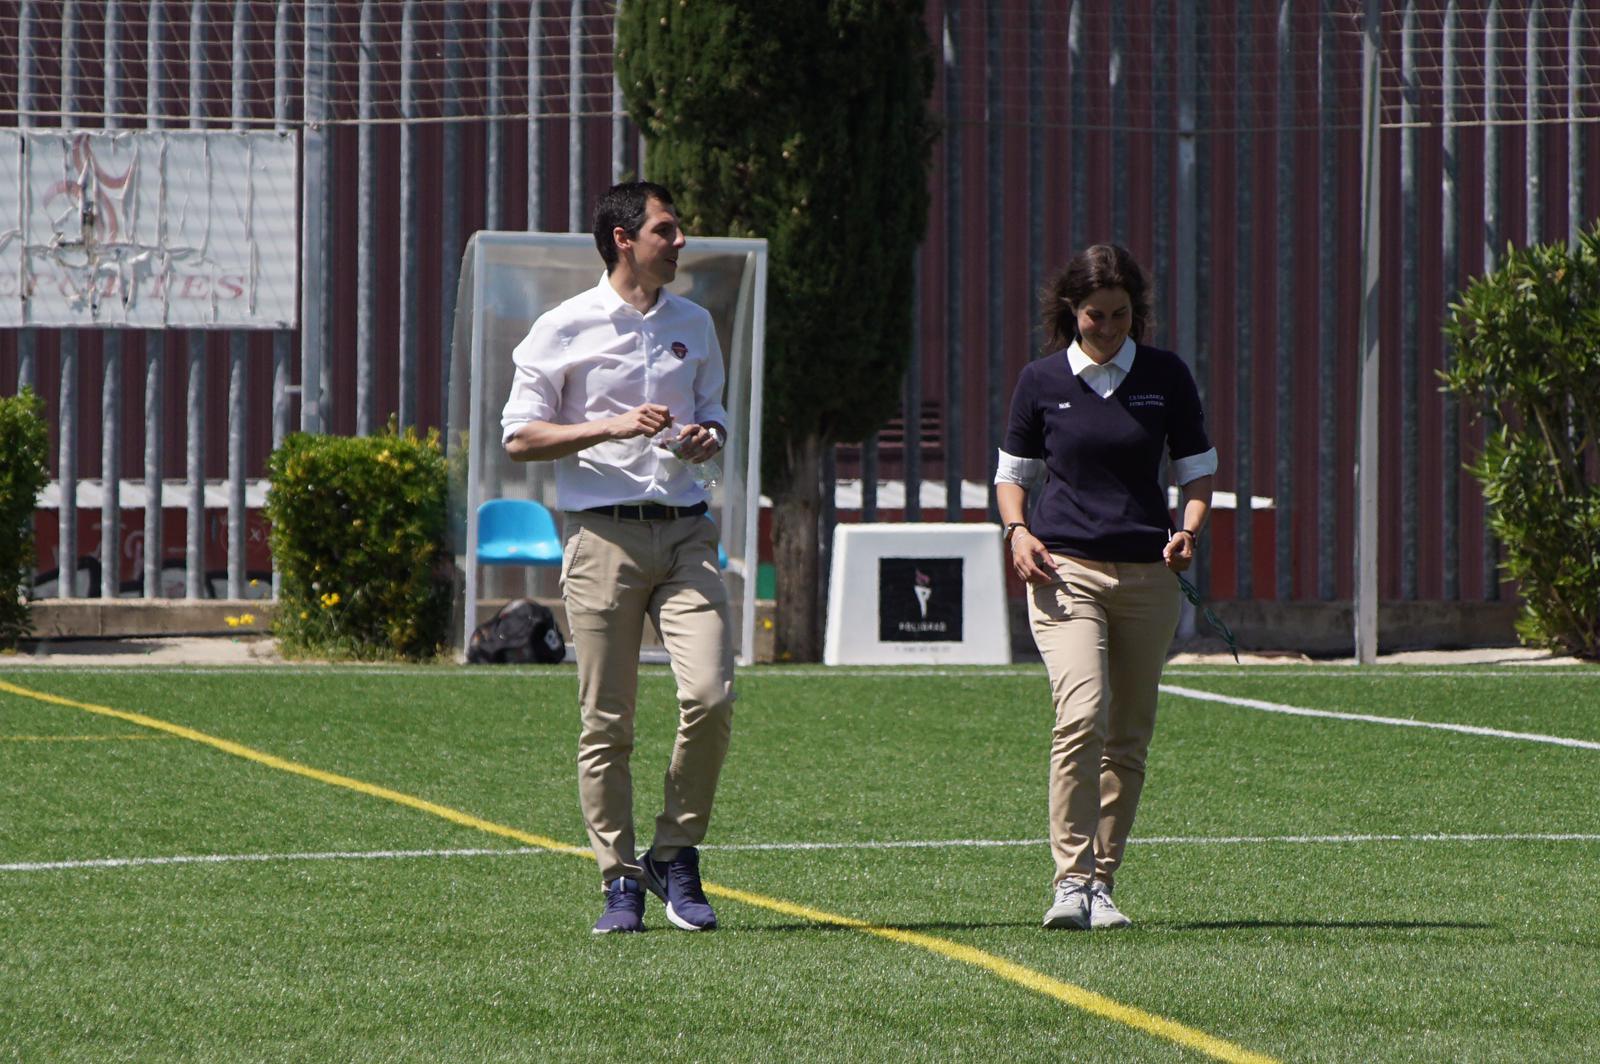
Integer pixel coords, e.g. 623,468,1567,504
1002,345,1211,563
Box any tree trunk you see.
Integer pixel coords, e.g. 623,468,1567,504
771,432,823,662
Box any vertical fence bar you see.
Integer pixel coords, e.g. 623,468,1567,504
1029,0,1045,348
1152,0,1170,350
1317,0,1336,601
1234,0,1254,600
441,1,464,413
16,2,36,394
58,0,80,597
1068,1,1086,249
567,0,583,232
356,0,375,435
861,434,878,521
397,0,417,429
226,0,250,600
905,251,922,521
1400,2,1418,600
144,0,165,597
528,1,543,230
1174,0,1198,633
1482,1,1501,600
1570,6,1585,249
984,0,1002,523
1355,0,1381,663
1110,6,1127,242
943,6,963,520
301,0,328,436
1441,0,1460,600
101,0,124,599
486,1,504,230
186,0,208,598
1525,6,1541,244
1191,4,1212,598
272,0,292,452
1274,0,1294,602
610,13,625,182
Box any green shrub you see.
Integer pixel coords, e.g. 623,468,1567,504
0,388,50,647
266,426,452,661
1443,226,1600,660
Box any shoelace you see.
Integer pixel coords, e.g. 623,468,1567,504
668,856,710,905
1054,883,1086,906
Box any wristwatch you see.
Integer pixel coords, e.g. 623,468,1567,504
1003,522,1028,548
707,425,725,450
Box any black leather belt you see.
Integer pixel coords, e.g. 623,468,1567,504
581,501,708,521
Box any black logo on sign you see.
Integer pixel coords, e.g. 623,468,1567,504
879,557,964,642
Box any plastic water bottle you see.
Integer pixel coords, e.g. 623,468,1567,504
652,429,722,490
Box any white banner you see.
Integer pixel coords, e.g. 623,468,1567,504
0,129,299,329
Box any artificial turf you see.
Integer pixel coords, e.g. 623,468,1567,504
2,664,1596,1061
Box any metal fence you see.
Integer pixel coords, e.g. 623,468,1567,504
2,1,1596,611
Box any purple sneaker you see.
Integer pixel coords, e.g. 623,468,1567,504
640,847,718,931
592,877,645,934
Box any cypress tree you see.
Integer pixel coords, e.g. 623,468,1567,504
617,0,937,660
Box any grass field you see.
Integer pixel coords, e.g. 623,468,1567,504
2,663,1597,1062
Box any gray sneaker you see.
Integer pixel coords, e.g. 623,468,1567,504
1088,881,1131,930
1043,880,1091,930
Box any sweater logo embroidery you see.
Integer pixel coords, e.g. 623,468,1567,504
1056,401,1072,409
1125,393,1165,408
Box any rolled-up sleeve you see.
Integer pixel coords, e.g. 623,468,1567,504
501,317,567,445
692,313,730,431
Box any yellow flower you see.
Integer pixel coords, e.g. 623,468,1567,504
225,616,241,628
319,592,341,609
300,610,309,620
239,613,256,625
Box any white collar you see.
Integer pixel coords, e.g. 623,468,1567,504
1066,336,1136,376
593,273,671,316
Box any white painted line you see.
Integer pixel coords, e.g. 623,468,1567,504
1161,683,1600,750
7,833,1598,874
0,846,547,873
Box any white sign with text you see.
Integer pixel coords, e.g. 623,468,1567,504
823,523,1011,666
0,129,298,329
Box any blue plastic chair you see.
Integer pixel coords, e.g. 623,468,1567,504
476,498,563,567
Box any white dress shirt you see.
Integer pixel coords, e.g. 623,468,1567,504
501,277,729,510
995,337,1218,487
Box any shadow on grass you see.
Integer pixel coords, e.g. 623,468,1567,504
728,918,1493,934
730,919,1043,934
1154,919,1493,932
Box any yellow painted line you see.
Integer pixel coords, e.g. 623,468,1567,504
2,733,174,742
0,677,1278,1064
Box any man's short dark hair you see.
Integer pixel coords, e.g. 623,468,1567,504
593,181,675,272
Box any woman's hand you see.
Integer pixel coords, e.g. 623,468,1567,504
1011,529,1059,585
1163,529,1196,571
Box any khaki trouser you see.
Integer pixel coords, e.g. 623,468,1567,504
561,511,736,884
1026,554,1181,890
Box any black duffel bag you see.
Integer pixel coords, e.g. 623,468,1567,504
466,598,566,664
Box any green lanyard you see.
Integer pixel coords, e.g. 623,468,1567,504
1176,573,1239,664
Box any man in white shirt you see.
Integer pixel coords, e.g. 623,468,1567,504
502,182,733,935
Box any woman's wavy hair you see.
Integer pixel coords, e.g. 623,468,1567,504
1041,244,1154,350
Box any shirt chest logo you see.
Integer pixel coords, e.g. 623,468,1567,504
669,341,689,360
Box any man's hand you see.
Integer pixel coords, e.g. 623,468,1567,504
609,403,673,440
1010,529,1059,585
668,423,722,464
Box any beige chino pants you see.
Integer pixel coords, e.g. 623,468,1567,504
1026,554,1181,890
561,511,736,885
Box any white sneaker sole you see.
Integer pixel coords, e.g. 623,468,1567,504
664,902,716,931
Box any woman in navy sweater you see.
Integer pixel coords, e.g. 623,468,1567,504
995,244,1216,931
